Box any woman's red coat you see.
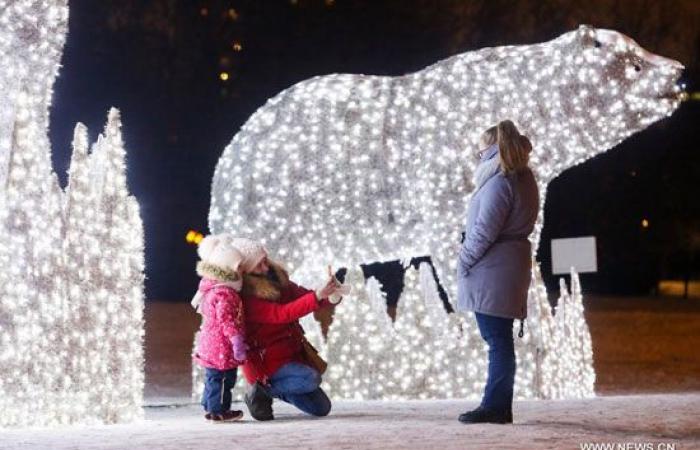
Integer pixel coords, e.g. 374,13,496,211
241,282,327,383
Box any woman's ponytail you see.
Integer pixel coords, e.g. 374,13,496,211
496,120,531,174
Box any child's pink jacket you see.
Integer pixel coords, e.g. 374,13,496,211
193,278,245,370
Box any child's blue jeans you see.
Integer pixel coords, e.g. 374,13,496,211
201,367,237,414
267,362,331,417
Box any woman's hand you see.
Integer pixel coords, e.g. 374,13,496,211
315,278,338,301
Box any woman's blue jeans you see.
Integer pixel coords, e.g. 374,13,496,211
475,312,516,412
267,362,331,417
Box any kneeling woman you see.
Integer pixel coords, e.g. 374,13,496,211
233,239,339,421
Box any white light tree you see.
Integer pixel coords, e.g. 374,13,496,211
524,262,561,399
207,25,683,400
551,272,596,398
0,0,144,427
324,269,395,399
390,267,447,399
315,263,594,401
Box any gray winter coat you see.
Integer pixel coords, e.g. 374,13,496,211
456,146,540,320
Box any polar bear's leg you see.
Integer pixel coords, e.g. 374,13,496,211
430,252,482,338
427,253,456,311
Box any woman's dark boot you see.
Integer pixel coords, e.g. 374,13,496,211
458,406,512,424
244,382,274,421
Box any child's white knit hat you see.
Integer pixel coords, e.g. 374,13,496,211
198,234,244,274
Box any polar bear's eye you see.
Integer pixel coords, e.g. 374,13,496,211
594,40,602,48
625,58,644,79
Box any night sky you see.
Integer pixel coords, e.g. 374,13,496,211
48,0,700,301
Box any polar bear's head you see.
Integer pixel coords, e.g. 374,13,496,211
546,26,684,163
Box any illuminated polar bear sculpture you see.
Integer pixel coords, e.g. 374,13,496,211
205,26,684,401
210,25,683,294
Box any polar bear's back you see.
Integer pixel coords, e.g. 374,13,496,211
210,72,425,266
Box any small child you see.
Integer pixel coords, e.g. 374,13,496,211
192,234,248,422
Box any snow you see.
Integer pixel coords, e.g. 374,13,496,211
2,300,699,449
1,395,698,450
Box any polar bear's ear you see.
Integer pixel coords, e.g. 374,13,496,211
576,24,599,48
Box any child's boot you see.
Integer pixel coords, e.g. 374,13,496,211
207,410,244,423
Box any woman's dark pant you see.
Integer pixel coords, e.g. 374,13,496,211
475,312,516,412
201,368,237,414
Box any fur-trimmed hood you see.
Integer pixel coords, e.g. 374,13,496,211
196,260,241,284
193,262,242,310
240,260,290,302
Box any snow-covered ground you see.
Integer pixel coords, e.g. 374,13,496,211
2,394,699,450
2,298,699,450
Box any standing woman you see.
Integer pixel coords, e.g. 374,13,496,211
456,120,539,424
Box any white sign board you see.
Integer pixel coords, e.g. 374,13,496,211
551,236,597,275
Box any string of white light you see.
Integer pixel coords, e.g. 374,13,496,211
0,0,144,427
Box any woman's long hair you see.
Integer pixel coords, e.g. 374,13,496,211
495,120,532,174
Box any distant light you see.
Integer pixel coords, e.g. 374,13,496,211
641,219,649,228
658,280,700,298
228,8,239,20
679,91,700,102
290,0,298,4
200,7,208,16
232,41,243,52
219,72,229,81
325,0,335,5
186,230,204,245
